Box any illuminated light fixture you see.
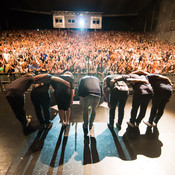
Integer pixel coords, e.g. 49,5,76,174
79,19,85,27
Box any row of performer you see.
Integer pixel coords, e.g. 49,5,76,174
5,70,173,135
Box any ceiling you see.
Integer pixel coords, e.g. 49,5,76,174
6,0,154,14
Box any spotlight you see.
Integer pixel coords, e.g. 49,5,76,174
79,19,85,27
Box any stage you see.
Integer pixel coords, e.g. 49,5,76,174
0,93,175,175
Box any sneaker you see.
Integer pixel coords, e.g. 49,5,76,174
127,121,135,128
116,123,121,131
143,121,152,127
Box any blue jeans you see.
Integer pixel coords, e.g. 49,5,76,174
81,95,100,127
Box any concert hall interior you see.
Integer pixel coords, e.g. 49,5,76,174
1,0,175,175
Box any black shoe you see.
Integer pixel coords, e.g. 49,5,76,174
23,123,36,135
116,123,121,131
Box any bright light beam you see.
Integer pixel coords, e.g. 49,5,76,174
79,19,85,27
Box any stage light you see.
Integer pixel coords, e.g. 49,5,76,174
79,19,85,27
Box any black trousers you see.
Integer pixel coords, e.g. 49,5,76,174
6,94,27,127
148,92,172,124
31,92,51,125
130,94,152,125
109,90,129,126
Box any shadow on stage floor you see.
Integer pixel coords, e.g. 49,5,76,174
6,112,163,174
1,93,175,175
6,123,164,175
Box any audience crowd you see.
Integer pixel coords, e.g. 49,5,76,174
0,29,175,81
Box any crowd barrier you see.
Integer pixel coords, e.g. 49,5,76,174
0,73,175,94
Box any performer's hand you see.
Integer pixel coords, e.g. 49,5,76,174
35,84,40,88
144,80,149,84
70,99,73,106
66,82,70,88
34,83,44,88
